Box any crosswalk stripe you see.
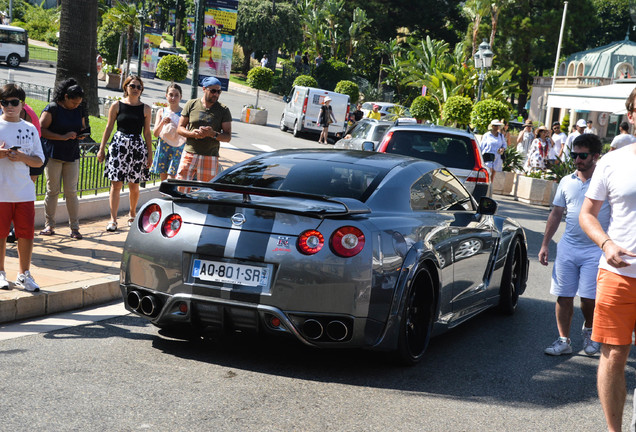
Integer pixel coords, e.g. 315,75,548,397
220,142,238,149
252,144,277,152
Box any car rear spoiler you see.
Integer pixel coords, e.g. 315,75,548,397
159,179,372,218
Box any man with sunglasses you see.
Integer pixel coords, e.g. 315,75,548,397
579,87,636,431
0,83,44,292
176,76,232,182
539,134,608,357
550,121,567,162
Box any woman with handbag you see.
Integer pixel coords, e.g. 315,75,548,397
151,84,184,181
38,78,86,239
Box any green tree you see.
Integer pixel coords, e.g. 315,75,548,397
334,80,359,103
156,54,188,82
470,99,510,132
247,66,274,107
102,0,139,77
410,95,440,123
235,0,302,74
441,95,473,127
588,0,631,46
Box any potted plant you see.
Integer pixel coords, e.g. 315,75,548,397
242,66,274,125
156,55,188,83
498,146,524,196
103,64,122,90
515,170,558,206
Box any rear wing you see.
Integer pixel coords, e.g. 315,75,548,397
159,179,371,218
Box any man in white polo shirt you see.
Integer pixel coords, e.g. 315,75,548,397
539,133,609,356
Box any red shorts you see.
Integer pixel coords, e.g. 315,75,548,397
176,152,219,183
0,201,35,239
593,268,636,346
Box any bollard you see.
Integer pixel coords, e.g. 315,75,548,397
7,69,13,83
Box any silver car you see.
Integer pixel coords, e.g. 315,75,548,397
334,119,393,150
120,150,528,364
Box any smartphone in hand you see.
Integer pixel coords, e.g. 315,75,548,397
10,145,21,150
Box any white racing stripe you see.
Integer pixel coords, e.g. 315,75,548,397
252,144,277,152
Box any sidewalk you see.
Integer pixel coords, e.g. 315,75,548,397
0,148,253,325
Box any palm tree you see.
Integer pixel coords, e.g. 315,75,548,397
462,0,490,55
102,0,139,77
57,0,99,116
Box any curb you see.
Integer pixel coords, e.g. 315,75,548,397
0,276,120,324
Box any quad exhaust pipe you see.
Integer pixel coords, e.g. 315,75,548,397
127,291,159,317
302,319,323,340
326,320,348,341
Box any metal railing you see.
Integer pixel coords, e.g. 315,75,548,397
34,142,162,200
28,45,58,63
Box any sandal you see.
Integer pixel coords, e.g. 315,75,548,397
127,216,135,227
70,230,83,240
106,221,118,232
39,227,55,236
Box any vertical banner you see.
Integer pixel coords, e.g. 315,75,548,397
141,27,163,79
168,9,176,25
198,0,238,91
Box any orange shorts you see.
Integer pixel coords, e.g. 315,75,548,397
593,268,636,346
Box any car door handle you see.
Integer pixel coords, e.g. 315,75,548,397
451,228,459,234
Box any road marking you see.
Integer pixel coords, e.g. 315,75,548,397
221,142,238,149
0,301,128,341
252,144,277,152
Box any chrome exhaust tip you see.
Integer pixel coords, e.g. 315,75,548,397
326,320,348,341
127,291,142,311
302,319,324,340
140,295,159,317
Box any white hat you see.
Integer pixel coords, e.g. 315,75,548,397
490,119,503,126
576,119,587,128
324,96,332,102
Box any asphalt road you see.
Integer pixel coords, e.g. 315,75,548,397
1,196,634,431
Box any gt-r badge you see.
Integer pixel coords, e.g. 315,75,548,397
231,213,246,226
273,236,291,252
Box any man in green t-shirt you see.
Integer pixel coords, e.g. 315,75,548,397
176,76,232,182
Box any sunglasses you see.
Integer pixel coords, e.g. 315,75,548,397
0,99,20,107
205,88,221,94
570,152,590,160
128,84,143,90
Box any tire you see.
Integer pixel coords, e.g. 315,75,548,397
7,54,20,68
395,267,435,365
498,237,522,315
292,120,302,137
280,114,288,131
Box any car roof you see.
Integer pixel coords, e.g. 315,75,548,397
234,148,441,171
387,122,476,139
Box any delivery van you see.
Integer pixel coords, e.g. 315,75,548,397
0,25,29,67
280,86,350,138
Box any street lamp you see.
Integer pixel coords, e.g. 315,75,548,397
474,39,493,102
136,0,147,78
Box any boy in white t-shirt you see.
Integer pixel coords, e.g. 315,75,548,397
0,83,44,292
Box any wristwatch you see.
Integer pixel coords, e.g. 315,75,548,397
214,131,220,139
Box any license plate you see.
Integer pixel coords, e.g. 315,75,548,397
192,259,271,288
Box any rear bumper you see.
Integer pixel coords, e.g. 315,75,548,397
121,284,385,348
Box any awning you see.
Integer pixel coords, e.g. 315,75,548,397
546,83,636,115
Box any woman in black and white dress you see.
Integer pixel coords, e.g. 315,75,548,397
97,75,153,232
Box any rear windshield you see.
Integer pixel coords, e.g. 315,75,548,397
384,130,475,170
218,158,387,201
372,125,391,141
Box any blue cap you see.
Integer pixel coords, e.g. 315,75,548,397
201,76,221,88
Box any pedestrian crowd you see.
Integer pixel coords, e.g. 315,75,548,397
1,75,232,294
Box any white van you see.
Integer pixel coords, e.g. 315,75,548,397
0,25,28,67
280,86,350,138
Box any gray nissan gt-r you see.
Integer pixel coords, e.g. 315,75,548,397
120,149,528,364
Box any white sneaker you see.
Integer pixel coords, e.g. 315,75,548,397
0,271,9,290
15,270,39,292
545,337,572,355
582,327,601,356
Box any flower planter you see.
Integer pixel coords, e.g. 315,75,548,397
502,171,518,196
102,98,119,117
105,73,122,90
492,172,506,195
241,106,268,125
515,175,557,206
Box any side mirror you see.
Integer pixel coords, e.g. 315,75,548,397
282,96,290,103
362,141,375,151
478,196,497,215
482,152,495,162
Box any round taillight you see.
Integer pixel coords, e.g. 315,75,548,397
331,226,365,257
297,230,324,255
140,204,162,233
162,214,182,238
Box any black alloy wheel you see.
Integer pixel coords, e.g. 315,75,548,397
498,237,522,315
